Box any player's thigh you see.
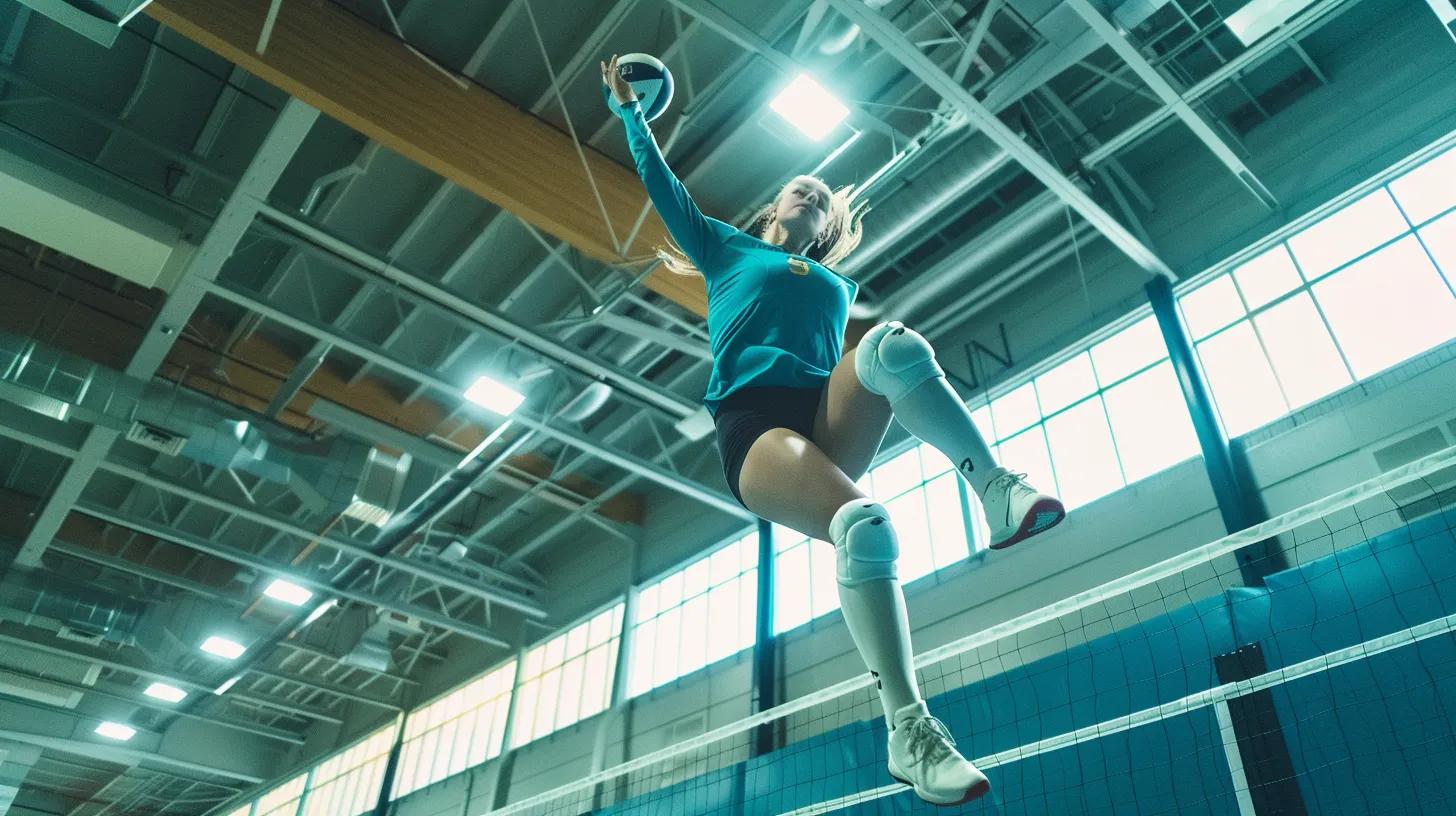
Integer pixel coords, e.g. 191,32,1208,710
737,427,865,542
811,347,893,485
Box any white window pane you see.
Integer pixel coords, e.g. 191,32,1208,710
1196,322,1288,436
995,426,1058,499
1090,315,1164,385
1313,236,1456,378
774,544,811,633
682,558,712,599
679,594,709,676
705,584,736,664
920,443,954,477
1390,146,1456,225
990,382,1040,439
809,542,842,619
873,447,922,499
565,624,588,659
923,473,970,567
1289,188,1408,279
709,543,740,581
635,584,659,623
1179,275,1245,339
652,609,681,687
1035,353,1098,415
738,569,758,649
1044,397,1124,510
511,681,538,746
1418,211,1456,290
1103,361,1199,483
541,637,565,671
738,534,758,570
657,571,684,610
1252,292,1352,409
885,489,933,584
587,609,613,647
534,669,561,737
628,618,655,696
1231,244,1302,309
556,658,584,730
582,646,612,717
773,523,807,554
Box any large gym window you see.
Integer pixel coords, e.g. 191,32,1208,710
511,604,624,747
391,660,515,800
628,533,759,696
303,723,398,816
977,316,1200,513
252,774,306,816
1181,145,1456,438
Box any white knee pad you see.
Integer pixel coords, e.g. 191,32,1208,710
855,321,944,404
829,499,899,586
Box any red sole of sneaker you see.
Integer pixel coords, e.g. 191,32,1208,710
989,498,1066,550
890,775,992,807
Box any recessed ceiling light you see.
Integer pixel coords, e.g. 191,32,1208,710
95,722,136,741
770,73,849,141
200,636,246,660
465,375,525,416
143,682,187,703
263,578,314,606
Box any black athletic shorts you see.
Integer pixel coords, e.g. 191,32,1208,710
713,385,826,507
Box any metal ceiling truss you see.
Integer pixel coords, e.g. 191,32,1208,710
824,0,1177,281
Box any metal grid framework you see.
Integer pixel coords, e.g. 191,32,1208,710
0,0,1408,812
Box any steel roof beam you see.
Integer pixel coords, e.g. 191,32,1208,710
1063,0,1276,210
11,99,319,569
824,0,1177,282
205,276,755,521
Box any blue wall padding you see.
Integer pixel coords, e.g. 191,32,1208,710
1245,507,1456,671
595,509,1456,815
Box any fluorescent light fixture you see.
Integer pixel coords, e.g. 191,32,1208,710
95,722,136,741
464,375,525,416
301,598,338,628
1224,0,1319,45
213,675,243,696
770,73,849,141
200,636,246,660
143,682,187,703
263,578,314,606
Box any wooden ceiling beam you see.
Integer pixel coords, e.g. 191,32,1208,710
146,0,708,316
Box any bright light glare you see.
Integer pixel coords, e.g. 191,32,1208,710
301,598,338,628
769,73,849,141
200,636,246,660
263,578,314,606
213,675,243,696
465,375,525,416
95,722,136,741
143,682,187,703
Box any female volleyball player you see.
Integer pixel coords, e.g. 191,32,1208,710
604,55,1064,806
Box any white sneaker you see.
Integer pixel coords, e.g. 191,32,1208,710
981,468,1065,550
887,702,990,806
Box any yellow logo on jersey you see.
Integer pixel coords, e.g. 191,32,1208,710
788,257,811,276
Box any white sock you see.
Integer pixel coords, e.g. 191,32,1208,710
890,377,999,496
838,577,922,726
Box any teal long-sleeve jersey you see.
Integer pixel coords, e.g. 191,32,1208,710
616,100,858,416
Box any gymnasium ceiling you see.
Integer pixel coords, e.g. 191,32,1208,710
0,0,1451,812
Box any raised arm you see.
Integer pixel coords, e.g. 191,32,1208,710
606,61,730,271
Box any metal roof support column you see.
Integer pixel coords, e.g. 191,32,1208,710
13,99,319,567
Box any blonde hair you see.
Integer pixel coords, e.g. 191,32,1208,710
658,177,868,276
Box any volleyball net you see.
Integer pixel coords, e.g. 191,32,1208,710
488,446,1456,815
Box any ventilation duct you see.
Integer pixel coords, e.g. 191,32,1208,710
0,669,83,709
319,606,422,673
0,330,409,526
0,568,145,647
840,134,1013,278
887,190,1069,320
813,0,895,55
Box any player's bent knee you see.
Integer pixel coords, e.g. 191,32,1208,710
854,320,944,403
829,499,899,585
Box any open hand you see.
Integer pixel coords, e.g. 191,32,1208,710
600,54,637,106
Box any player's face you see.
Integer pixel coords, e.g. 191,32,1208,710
775,177,832,240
